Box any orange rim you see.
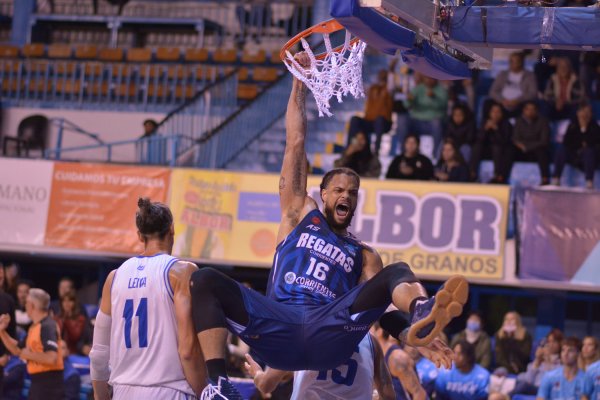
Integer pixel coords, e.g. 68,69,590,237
280,18,361,62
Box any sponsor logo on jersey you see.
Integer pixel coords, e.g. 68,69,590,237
284,272,297,284
137,264,145,271
446,381,479,395
287,275,337,299
296,233,355,273
344,324,370,332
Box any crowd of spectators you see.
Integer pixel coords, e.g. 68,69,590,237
0,262,92,399
399,310,598,400
341,49,600,189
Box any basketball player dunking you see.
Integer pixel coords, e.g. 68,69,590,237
90,199,206,399
190,53,468,399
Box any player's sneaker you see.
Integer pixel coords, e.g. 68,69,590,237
200,377,243,400
406,275,469,347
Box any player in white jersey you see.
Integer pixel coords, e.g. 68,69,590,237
245,334,396,400
90,198,206,399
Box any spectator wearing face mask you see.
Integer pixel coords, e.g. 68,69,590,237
495,311,532,374
450,311,492,370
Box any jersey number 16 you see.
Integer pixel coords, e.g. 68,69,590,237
123,298,148,349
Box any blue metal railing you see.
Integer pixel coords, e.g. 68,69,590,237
0,58,220,111
191,73,291,169
44,134,193,166
44,68,239,164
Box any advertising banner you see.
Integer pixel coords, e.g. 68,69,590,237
45,162,170,253
0,159,53,246
170,170,509,280
519,188,600,285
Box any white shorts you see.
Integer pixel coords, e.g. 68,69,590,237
113,384,197,400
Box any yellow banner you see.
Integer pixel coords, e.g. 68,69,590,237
170,169,509,280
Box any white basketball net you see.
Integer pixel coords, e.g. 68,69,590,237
283,31,367,117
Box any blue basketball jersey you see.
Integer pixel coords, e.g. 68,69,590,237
267,209,364,305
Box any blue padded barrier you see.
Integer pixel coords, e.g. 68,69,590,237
400,41,471,80
331,0,415,54
448,6,600,50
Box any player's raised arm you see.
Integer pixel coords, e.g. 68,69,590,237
170,261,207,396
278,52,315,243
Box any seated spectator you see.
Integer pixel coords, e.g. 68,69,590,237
513,328,564,395
579,336,600,371
54,293,92,356
347,70,393,155
450,311,492,369
50,277,76,317
584,356,600,399
406,75,449,157
386,134,434,181
470,102,514,183
60,341,80,400
2,356,25,400
388,58,413,156
513,101,551,184
537,337,586,400
494,311,532,374
488,51,537,118
15,280,33,335
445,104,476,162
435,340,490,400
3,263,19,302
435,139,470,183
404,344,438,397
543,57,586,121
552,102,600,189
334,131,382,178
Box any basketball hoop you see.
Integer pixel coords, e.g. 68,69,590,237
280,19,366,117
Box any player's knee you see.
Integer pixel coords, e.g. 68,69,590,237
384,262,412,276
190,267,219,295
384,262,417,288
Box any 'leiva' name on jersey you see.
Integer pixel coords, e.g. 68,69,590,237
267,209,364,305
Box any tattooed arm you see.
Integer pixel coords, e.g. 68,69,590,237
372,335,396,400
388,348,427,400
359,244,384,283
277,52,317,244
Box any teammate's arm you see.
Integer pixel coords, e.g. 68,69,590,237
170,261,207,396
277,52,316,244
91,270,115,400
371,335,396,400
388,348,427,400
359,245,383,283
244,353,290,396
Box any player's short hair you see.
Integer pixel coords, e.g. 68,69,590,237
28,288,51,311
136,197,173,240
454,340,476,367
563,337,582,352
319,168,360,192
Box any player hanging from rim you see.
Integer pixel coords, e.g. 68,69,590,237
90,198,206,400
190,52,468,400
245,333,396,400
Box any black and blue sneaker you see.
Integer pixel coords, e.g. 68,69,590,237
200,377,244,400
406,275,469,347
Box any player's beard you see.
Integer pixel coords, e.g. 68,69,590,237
324,203,354,231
